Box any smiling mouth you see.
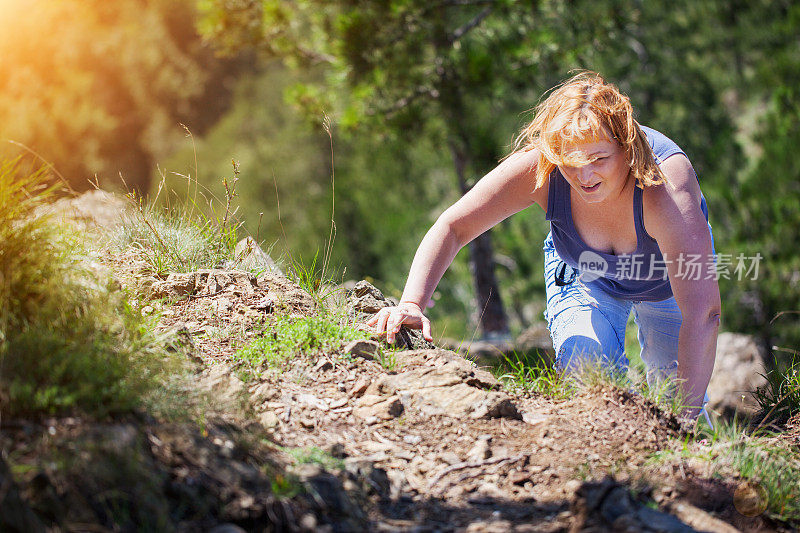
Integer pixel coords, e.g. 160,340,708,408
581,182,600,192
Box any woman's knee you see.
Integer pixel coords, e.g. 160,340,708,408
555,334,628,374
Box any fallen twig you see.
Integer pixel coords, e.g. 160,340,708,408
428,453,526,488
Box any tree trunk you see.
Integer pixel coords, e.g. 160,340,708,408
449,140,509,337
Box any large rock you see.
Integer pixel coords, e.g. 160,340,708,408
366,350,520,420
42,189,129,229
234,237,283,276
707,332,769,418
346,280,435,350
149,269,258,300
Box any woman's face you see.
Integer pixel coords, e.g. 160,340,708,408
557,137,631,204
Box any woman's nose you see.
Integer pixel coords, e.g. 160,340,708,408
577,165,594,184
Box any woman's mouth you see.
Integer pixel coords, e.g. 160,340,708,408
581,182,600,192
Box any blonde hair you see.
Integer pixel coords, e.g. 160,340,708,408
512,71,664,190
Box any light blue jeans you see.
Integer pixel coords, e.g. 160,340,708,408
542,233,710,415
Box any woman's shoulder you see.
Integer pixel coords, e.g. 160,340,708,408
641,153,705,239
640,125,688,164
502,147,551,210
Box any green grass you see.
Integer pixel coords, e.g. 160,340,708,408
751,358,800,427
493,350,573,398
376,345,399,372
646,416,800,526
0,159,173,418
729,440,800,523
684,417,800,525
111,160,249,276
113,199,240,275
284,446,345,470
233,314,368,381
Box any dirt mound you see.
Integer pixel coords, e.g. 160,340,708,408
5,257,785,531
1,417,368,532
165,273,758,531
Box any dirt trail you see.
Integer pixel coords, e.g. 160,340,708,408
150,269,780,533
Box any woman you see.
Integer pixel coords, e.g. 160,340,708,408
367,72,720,420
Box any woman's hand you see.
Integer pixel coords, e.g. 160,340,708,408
366,302,433,344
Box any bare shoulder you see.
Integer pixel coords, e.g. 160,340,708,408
642,153,706,245
493,148,549,211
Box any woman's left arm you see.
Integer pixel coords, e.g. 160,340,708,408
644,154,721,419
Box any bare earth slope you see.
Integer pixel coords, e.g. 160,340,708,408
149,267,781,532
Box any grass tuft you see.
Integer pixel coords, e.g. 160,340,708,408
284,446,345,470
493,350,573,398
752,358,800,427
113,198,240,275
233,314,367,381
0,159,171,418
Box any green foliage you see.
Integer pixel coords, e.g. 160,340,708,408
269,473,303,499
233,314,367,380
284,446,344,470
688,418,800,526
375,346,399,372
720,84,800,357
113,195,240,276
0,160,170,418
730,441,800,524
493,351,573,399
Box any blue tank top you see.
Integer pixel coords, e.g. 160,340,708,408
545,126,709,301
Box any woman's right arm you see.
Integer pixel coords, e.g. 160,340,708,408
368,149,549,343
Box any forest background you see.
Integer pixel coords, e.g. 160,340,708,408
1,0,798,370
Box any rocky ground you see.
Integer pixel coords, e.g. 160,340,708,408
144,264,782,532
4,190,791,532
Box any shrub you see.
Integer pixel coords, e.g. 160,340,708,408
0,159,168,418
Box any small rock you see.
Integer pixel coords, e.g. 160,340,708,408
708,332,769,417
508,470,531,485
349,378,370,397
344,339,380,360
476,483,505,499
354,395,404,420
150,273,196,299
259,411,280,429
299,513,317,531
522,411,551,426
441,452,461,466
564,479,582,494
403,435,422,445
296,393,329,411
252,296,275,313
467,435,492,461
314,358,333,372
234,236,283,276
352,280,386,299
327,443,347,459
328,397,349,409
